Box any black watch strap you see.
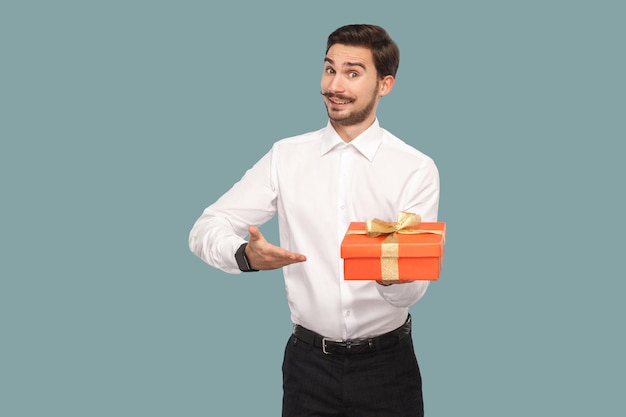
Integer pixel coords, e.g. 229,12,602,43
235,243,258,272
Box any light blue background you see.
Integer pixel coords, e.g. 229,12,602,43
2,1,624,416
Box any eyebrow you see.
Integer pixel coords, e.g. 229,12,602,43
324,57,366,70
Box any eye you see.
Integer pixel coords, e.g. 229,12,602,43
325,67,335,74
348,71,359,79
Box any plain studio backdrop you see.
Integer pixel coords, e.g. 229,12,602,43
1,1,624,416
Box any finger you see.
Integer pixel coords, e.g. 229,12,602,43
377,280,412,286
248,225,264,242
269,245,306,262
265,246,302,262
288,251,307,262
267,253,307,269
250,245,306,270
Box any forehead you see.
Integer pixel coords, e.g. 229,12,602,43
324,44,375,68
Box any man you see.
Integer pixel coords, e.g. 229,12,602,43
189,24,439,417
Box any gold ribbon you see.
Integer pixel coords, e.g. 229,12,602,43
347,212,443,237
347,212,443,281
366,212,421,237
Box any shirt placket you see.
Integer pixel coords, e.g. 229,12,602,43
337,144,357,339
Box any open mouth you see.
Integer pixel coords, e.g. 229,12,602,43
328,96,353,105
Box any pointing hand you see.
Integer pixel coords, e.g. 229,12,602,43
245,226,307,270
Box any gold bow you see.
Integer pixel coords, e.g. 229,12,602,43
365,211,423,237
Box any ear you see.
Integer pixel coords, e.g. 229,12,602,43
379,75,395,97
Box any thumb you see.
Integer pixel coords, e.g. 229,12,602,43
248,226,264,242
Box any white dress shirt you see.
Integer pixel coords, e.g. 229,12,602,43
189,119,439,339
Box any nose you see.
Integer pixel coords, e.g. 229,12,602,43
325,73,345,94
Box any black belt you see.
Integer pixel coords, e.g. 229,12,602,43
293,315,411,355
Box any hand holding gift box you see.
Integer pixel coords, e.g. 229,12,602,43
340,212,446,281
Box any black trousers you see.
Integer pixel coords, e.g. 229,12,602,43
282,328,424,417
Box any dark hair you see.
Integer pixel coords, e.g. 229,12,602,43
326,24,400,79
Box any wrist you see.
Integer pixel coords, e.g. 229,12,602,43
235,243,258,272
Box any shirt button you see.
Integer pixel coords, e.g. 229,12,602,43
340,205,346,210
345,310,351,317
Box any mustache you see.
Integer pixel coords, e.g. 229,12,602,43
320,91,353,101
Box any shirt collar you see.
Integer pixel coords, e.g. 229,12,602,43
320,119,383,161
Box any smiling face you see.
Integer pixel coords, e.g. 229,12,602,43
321,44,394,141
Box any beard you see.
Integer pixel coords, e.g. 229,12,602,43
321,88,379,127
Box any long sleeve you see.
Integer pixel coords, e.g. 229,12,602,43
188,150,278,273
374,152,440,307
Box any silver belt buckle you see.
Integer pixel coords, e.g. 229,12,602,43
322,337,344,354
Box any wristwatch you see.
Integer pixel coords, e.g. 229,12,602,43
235,243,258,272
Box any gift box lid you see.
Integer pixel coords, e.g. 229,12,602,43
341,222,446,258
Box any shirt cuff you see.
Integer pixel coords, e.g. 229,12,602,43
375,280,429,307
220,236,248,274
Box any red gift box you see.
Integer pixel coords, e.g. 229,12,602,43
340,214,446,281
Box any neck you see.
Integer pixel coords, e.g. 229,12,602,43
331,116,377,143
